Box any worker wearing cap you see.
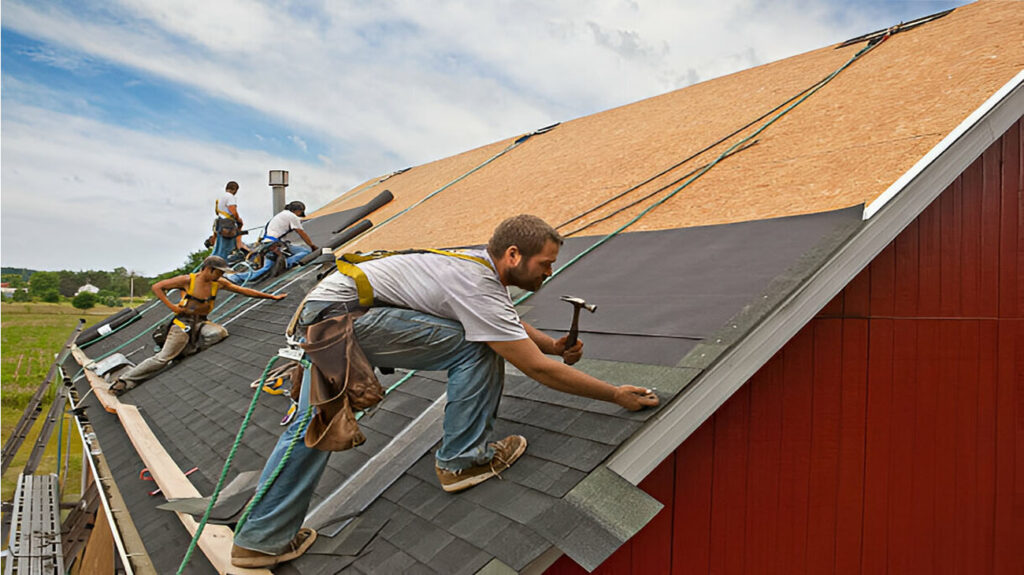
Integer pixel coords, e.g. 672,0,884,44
227,202,320,283
263,201,318,266
109,256,287,395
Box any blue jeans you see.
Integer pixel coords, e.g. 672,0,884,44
233,306,505,554
226,244,311,283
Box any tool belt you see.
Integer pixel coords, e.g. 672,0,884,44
299,311,383,452
152,314,208,357
215,217,240,238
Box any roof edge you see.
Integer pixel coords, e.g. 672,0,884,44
605,70,1024,485
864,69,1024,219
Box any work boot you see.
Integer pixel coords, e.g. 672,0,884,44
231,527,317,568
435,435,527,493
108,379,133,397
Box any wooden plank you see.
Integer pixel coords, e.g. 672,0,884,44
869,243,896,317
960,158,984,317
775,325,813,574
69,345,119,414
998,120,1021,318
116,405,271,575
974,320,998,575
939,178,963,316
893,219,920,317
917,200,943,316
708,384,749,575
909,319,939,574
671,419,714,575
886,320,918,575
932,321,958,575
953,321,981,574
744,353,783,575
843,267,871,318
806,319,842,575
861,318,893,574
980,144,1003,317
77,501,114,575
834,318,867,575
993,320,1022,574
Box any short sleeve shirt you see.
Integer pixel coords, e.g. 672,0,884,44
265,211,303,240
217,191,238,218
306,249,528,342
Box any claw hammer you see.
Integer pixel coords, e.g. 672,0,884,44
561,295,597,348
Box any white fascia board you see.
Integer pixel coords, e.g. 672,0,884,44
606,73,1024,485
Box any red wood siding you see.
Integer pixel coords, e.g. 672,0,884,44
548,119,1023,575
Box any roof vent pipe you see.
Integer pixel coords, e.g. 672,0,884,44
269,170,289,214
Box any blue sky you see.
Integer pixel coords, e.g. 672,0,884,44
1,0,969,275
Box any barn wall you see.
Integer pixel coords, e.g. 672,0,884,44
547,118,1022,574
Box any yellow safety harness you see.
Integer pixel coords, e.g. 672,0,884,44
336,249,494,308
214,198,236,220
173,274,219,330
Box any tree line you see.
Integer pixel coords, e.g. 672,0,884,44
2,249,211,308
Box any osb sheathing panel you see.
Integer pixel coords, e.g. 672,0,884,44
315,1,1023,253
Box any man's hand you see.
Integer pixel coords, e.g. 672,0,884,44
613,386,659,411
271,293,287,301
553,335,583,365
171,304,188,315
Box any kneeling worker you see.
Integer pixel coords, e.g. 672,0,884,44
230,214,658,568
265,201,318,266
110,256,287,395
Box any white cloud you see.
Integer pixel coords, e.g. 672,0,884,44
0,0,967,273
0,101,355,275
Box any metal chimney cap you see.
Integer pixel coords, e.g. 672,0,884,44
269,170,289,187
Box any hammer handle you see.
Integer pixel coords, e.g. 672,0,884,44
565,307,582,348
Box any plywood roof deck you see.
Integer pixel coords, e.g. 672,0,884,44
314,0,1022,253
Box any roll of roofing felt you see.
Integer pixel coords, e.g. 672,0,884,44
77,307,140,347
330,190,393,234
298,219,374,267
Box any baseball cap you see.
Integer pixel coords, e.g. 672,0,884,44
202,255,233,272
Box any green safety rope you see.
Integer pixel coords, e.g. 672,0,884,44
519,34,890,305
176,355,310,573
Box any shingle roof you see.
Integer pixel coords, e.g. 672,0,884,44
67,2,1024,573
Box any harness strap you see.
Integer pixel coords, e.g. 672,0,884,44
178,274,219,306
215,199,235,219
336,249,494,308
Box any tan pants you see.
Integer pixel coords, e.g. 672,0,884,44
117,321,228,388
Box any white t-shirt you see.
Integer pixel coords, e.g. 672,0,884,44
264,211,303,241
306,249,528,342
217,191,238,218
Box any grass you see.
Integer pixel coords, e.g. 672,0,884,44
1,302,117,507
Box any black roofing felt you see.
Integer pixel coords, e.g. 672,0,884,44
66,205,863,574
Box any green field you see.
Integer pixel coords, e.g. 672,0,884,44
1,303,119,505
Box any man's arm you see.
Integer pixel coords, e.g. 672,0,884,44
151,275,191,314
218,280,287,300
295,229,318,251
523,321,582,364
487,338,658,411
228,205,243,226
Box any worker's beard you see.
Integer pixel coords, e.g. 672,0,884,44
507,260,545,292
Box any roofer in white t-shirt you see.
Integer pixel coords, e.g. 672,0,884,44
226,201,320,283
230,214,660,568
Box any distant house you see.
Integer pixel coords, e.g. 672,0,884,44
0,282,14,298
75,283,100,295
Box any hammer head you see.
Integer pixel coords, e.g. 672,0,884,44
561,295,597,313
